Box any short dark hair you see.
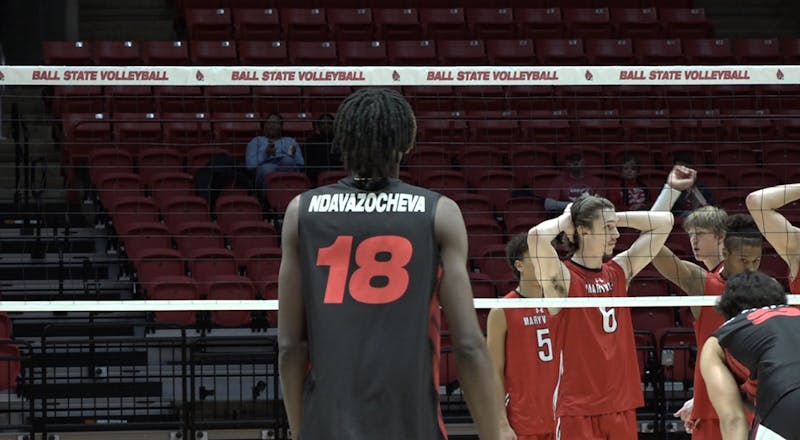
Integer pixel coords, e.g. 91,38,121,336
724,214,762,252
717,271,787,319
506,234,529,281
333,88,416,185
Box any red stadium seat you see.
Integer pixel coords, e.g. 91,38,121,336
288,41,338,65
212,111,261,158
732,168,782,192
659,328,696,384
228,221,280,264
163,112,213,153
244,246,282,282
660,8,712,38
87,148,134,185
138,148,184,185
760,253,790,288
473,169,518,211
485,39,535,65
387,40,437,65
518,110,571,144
141,41,191,65
629,279,670,297
154,86,205,113
468,117,520,144
174,221,225,257
190,40,238,65
455,147,507,176
515,8,564,39
327,8,374,40
504,212,547,237
469,272,498,299
572,109,624,142
237,40,288,66
214,195,263,234
419,8,467,40
437,39,488,65
121,222,171,260
253,86,303,114
303,86,351,114
622,108,672,142
610,8,661,38
464,217,504,259
315,170,349,186
563,7,613,38
109,197,160,235
134,248,186,289
92,40,141,65
112,113,162,151
188,248,238,295
734,38,783,64
161,195,212,234
585,38,634,65
632,308,676,333
107,87,157,114
338,40,387,66
671,109,721,141
683,38,734,65
51,86,105,116
208,276,257,327
416,111,468,141
232,7,281,40
710,143,760,170
149,172,196,210
466,8,515,39
457,85,507,112
405,146,454,179
535,38,587,65
417,169,469,198
42,41,92,65
96,172,144,209
185,8,233,40
508,145,557,184
762,143,800,182
264,172,312,213
634,38,685,65
373,8,422,40
721,109,775,141
60,113,112,166
282,8,329,40
449,192,495,221
148,276,199,326
781,38,800,64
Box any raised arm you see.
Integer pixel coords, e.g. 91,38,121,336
651,245,708,319
700,337,749,440
526,212,572,314
613,211,674,281
277,196,308,437
746,184,800,274
435,196,504,440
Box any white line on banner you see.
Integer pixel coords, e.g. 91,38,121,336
0,65,793,86
1,295,798,312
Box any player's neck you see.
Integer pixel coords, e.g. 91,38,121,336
571,249,604,269
701,255,724,272
517,281,544,298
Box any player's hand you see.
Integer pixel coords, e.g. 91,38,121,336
561,203,576,242
266,144,276,156
289,145,296,156
673,398,694,433
499,422,518,440
667,165,697,191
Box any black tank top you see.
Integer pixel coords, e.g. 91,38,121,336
297,176,445,440
714,305,800,422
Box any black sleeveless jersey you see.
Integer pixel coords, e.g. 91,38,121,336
713,305,800,423
296,177,446,440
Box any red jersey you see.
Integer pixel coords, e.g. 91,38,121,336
790,265,800,294
556,260,643,416
502,290,562,435
690,269,727,421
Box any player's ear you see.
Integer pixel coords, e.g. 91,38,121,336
514,259,524,272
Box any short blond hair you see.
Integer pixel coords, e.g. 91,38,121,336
683,205,727,237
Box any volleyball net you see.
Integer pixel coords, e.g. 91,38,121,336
2,64,800,315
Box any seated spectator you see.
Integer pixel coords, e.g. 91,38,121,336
245,113,304,188
303,113,341,183
544,150,605,215
672,153,715,217
608,155,652,211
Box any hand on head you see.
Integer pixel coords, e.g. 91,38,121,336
668,165,697,191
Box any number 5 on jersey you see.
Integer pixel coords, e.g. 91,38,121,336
317,235,412,304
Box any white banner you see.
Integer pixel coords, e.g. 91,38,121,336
0,65,795,86
1,295,799,311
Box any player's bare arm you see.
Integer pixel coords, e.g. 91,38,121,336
614,211,674,282
486,308,515,436
746,184,800,275
277,196,309,438
700,337,749,440
435,196,505,440
526,212,572,314
651,244,707,297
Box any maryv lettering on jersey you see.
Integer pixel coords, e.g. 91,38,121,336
523,313,548,326
585,279,614,294
308,192,426,213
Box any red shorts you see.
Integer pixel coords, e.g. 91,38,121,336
691,418,721,440
557,410,637,440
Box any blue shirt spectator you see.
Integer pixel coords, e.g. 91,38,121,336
245,113,304,187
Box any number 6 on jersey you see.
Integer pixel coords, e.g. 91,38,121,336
317,235,413,304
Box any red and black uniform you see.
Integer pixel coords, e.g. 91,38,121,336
556,260,642,439
297,177,445,440
690,267,727,439
502,290,562,439
714,305,800,440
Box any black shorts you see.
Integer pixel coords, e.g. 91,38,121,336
756,388,800,440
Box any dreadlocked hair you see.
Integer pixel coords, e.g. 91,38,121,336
724,214,762,252
333,88,416,188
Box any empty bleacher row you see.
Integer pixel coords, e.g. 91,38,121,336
43,36,800,66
